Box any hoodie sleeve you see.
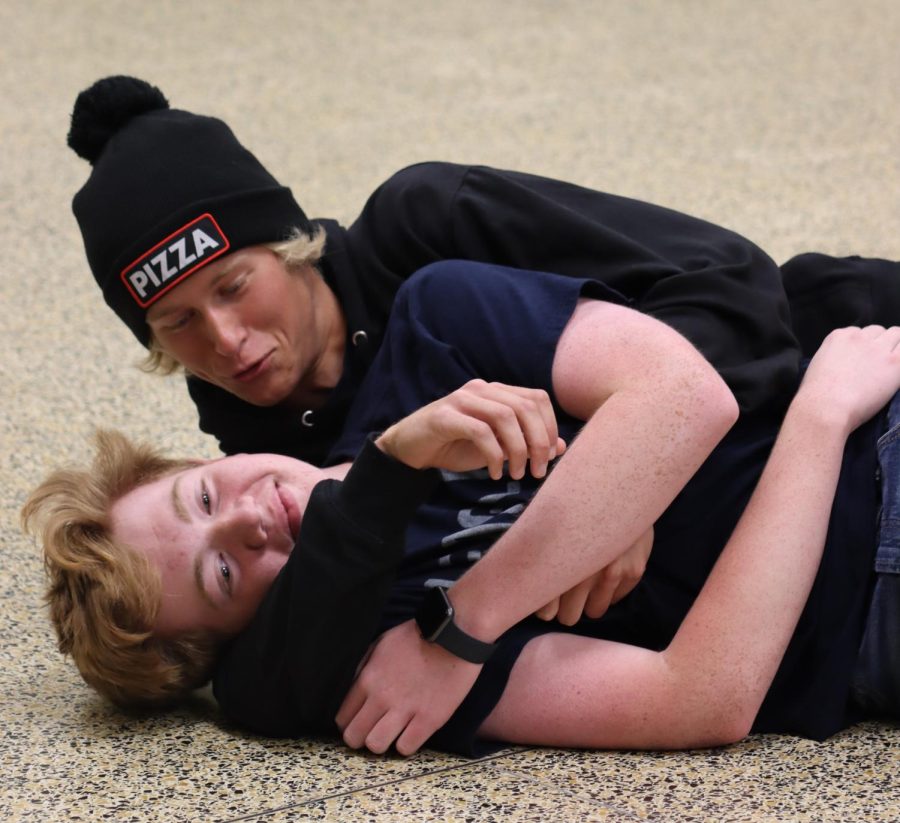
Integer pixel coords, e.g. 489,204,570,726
212,438,438,737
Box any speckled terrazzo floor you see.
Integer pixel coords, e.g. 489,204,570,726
2,1,899,821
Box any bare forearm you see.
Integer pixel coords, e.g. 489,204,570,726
450,369,737,641
653,324,900,747
477,387,864,753
658,395,847,742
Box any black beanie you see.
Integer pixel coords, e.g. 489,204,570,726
69,75,313,346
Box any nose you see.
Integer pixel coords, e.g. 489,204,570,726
205,307,246,357
213,496,266,552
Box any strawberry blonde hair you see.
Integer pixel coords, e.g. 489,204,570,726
21,430,218,707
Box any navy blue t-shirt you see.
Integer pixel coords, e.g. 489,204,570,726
214,259,879,756
331,260,879,753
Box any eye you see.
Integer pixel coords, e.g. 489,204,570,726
201,483,211,513
220,275,247,297
218,554,232,590
163,311,194,332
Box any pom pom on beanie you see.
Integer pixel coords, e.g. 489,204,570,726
68,76,169,164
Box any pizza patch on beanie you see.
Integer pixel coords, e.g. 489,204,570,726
121,214,230,307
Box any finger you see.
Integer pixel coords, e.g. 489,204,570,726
444,392,528,479
444,410,508,479
492,385,559,477
395,712,442,757
535,597,560,621
881,326,900,350
856,325,900,360
335,681,367,731
341,699,390,750
556,578,594,626
354,642,377,677
365,709,414,755
465,384,558,478
495,385,560,455
609,571,640,605
457,406,559,481
482,399,530,479
584,571,620,619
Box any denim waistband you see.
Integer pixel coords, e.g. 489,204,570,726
874,392,900,573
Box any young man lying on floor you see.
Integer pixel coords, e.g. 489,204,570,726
24,261,900,755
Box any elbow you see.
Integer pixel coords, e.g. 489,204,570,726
685,688,758,748
700,711,754,748
695,371,739,443
672,704,755,750
724,712,755,745
715,382,740,435
661,661,758,748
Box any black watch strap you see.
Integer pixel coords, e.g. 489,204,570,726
432,615,498,664
415,586,498,664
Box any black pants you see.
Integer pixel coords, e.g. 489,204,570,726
782,254,900,355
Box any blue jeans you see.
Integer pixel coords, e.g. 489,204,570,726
852,392,900,716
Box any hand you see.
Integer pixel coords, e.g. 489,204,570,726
335,620,482,756
800,326,900,433
535,527,654,624
375,379,566,480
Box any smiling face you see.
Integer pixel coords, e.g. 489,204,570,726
110,453,328,639
145,247,346,408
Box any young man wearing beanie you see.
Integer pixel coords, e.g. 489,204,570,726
69,76,900,465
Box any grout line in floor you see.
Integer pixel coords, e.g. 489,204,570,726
214,748,536,823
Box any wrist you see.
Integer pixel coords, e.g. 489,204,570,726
374,424,427,470
445,583,506,644
415,586,498,663
373,425,400,460
787,390,856,441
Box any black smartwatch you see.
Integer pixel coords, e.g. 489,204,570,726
415,585,498,664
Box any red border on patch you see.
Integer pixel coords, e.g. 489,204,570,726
120,213,231,308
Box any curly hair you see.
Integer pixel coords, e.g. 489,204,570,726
139,224,327,375
21,430,219,708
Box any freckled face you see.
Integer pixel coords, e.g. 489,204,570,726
145,247,345,408
110,453,325,639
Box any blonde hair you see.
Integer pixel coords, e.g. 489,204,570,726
139,224,327,375
21,430,218,708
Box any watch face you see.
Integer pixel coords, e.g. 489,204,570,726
415,586,454,641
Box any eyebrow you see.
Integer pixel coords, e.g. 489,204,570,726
171,475,190,523
194,553,218,610
170,475,218,610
